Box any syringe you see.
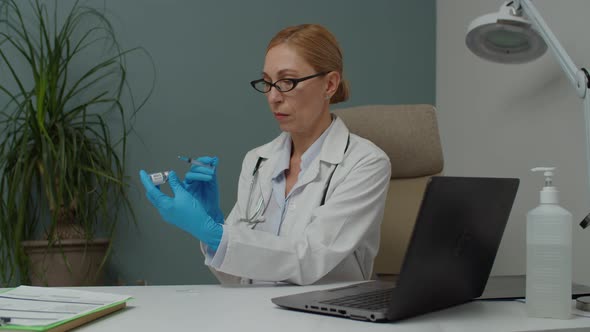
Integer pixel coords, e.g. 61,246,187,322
149,156,215,185
177,155,215,169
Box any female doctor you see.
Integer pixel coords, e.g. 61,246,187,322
139,24,391,285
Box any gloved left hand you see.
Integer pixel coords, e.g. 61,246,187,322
182,156,224,224
139,169,223,251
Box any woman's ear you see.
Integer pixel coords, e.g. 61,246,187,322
325,71,341,97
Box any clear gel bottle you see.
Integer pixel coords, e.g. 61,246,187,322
526,167,572,319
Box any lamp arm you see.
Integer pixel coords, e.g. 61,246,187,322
514,0,588,99
580,94,590,228
513,0,590,228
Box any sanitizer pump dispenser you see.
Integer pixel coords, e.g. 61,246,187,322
526,167,572,319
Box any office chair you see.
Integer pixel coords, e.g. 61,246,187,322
333,104,444,280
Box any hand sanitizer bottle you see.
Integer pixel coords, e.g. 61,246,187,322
526,167,572,319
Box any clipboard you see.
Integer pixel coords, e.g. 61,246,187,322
0,286,132,332
0,301,127,332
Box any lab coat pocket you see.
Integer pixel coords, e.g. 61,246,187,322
281,182,323,236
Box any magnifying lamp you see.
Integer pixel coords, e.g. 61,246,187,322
465,0,590,311
465,0,590,226
466,1,547,64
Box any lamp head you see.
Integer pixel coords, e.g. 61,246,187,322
466,1,547,64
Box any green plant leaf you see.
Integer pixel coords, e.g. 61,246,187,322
0,0,154,286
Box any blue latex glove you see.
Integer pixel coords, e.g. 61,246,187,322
182,156,224,224
139,169,223,251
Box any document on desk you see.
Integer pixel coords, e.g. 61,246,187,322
0,286,131,327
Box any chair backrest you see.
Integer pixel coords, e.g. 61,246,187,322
333,104,444,279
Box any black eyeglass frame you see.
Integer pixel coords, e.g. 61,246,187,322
250,71,329,93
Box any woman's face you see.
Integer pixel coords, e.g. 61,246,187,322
262,44,336,136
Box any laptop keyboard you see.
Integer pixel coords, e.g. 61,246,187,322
319,288,394,310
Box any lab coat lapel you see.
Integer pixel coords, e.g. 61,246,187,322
255,133,287,212
296,116,350,189
321,116,349,165
296,159,320,189
256,158,274,211
282,117,350,237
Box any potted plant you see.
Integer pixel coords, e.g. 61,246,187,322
0,0,152,286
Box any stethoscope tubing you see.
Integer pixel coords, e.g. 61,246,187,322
241,134,350,227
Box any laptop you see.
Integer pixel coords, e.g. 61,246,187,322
271,176,519,322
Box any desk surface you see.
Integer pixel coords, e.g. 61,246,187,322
67,283,590,332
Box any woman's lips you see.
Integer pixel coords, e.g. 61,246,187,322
274,112,289,120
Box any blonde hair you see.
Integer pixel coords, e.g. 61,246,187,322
266,24,349,104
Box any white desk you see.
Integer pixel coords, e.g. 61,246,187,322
70,283,590,332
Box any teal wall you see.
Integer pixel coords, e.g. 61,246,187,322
4,0,436,285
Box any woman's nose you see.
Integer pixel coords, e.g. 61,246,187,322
267,86,283,104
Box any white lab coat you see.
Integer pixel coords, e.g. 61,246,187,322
205,116,391,285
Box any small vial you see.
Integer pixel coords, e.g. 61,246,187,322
149,171,170,185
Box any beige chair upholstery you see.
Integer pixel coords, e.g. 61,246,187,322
333,104,444,279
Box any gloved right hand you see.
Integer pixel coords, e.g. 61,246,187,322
140,170,223,251
182,156,224,224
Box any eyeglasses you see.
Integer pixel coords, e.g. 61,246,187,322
250,71,329,93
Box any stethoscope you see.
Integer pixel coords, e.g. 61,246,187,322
240,135,350,228
241,157,267,227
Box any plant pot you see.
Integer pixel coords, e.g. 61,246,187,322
22,238,109,286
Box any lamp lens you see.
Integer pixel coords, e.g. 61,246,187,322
485,30,529,49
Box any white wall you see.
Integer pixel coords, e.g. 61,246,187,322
437,0,590,284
